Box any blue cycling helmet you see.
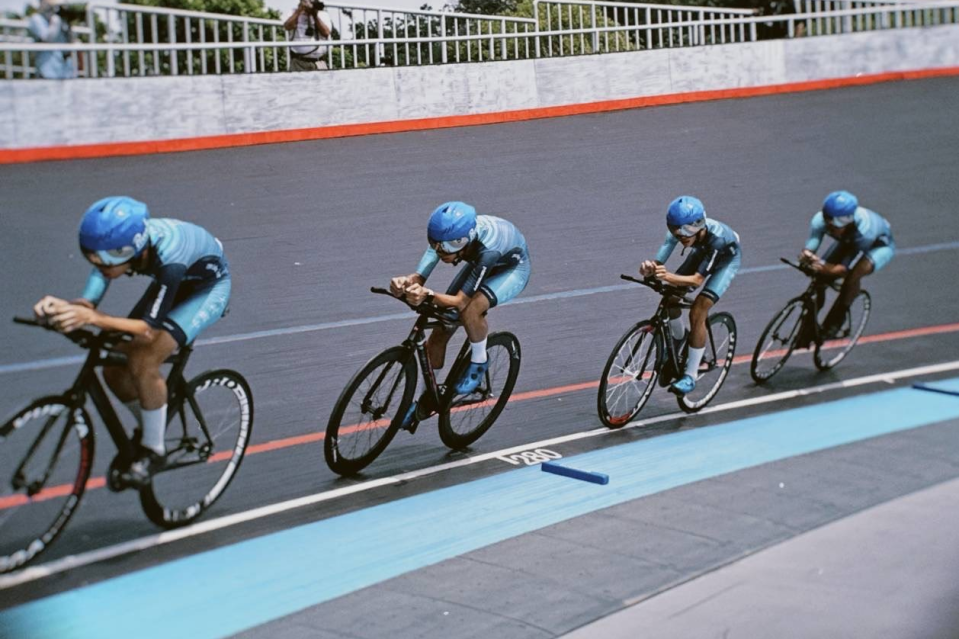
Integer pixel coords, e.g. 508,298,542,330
822,190,858,227
427,201,477,254
666,195,706,237
78,196,150,266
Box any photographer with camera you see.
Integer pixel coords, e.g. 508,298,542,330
27,0,79,79
284,0,332,71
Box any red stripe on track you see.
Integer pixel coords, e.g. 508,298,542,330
3,320,959,511
2,66,958,164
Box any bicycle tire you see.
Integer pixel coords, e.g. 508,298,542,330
678,312,737,414
597,321,661,428
0,397,94,574
750,297,807,384
814,290,871,371
140,369,254,528
325,346,417,476
438,332,521,450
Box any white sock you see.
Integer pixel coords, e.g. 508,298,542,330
124,400,142,425
470,338,488,364
141,405,167,456
670,317,685,341
685,346,705,379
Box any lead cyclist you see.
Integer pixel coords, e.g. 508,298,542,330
32,196,232,486
390,201,531,430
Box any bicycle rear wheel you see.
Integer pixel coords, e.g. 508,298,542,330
750,298,806,384
814,291,871,371
0,398,94,573
678,312,737,413
140,370,253,528
325,346,417,476
438,332,521,450
597,321,660,428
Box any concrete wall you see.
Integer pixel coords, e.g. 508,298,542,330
2,25,958,150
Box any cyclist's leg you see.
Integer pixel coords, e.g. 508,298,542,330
670,251,703,344
823,240,891,334
103,281,162,408
675,253,739,393
455,260,530,393
136,276,231,458
426,264,473,370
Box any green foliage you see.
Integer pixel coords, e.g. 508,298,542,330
112,0,284,75
125,0,279,20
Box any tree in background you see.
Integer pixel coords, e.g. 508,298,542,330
119,0,284,74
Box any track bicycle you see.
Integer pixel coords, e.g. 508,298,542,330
324,287,521,476
597,275,737,427
0,318,253,574
750,258,871,384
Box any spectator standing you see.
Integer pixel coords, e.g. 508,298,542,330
27,0,77,79
284,0,332,71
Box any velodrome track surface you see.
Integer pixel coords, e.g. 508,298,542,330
2,76,959,637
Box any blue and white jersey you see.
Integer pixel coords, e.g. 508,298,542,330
805,207,893,253
81,218,229,329
416,215,529,298
655,218,741,278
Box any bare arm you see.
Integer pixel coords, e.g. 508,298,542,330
314,12,331,38
283,8,302,31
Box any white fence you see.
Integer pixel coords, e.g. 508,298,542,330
2,0,958,79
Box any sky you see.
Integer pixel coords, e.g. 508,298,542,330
0,0,449,19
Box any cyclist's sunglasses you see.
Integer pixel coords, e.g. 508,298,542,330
668,219,705,238
429,236,471,255
826,214,854,228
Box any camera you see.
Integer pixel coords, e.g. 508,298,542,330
310,0,324,11
54,3,87,23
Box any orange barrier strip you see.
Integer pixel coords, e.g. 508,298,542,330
3,65,959,165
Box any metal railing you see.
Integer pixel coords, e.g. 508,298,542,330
0,16,93,78
797,0,959,35
2,0,958,79
532,0,759,57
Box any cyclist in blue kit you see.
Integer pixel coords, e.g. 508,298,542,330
33,196,232,485
639,196,742,396
390,201,530,429
798,190,894,343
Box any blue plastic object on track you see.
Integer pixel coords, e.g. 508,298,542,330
541,461,609,485
912,382,959,398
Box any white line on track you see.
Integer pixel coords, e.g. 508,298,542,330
3,358,959,591
3,240,958,375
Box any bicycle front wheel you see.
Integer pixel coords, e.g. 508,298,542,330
814,291,871,371
0,398,94,574
140,370,254,528
751,298,806,384
678,312,737,413
325,346,417,476
439,332,521,450
597,321,660,428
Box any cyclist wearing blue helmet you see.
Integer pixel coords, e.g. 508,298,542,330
798,190,894,341
639,196,742,396
390,201,530,429
33,196,231,485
